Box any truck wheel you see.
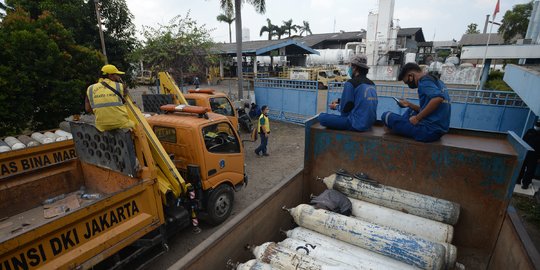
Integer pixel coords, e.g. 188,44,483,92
207,184,234,225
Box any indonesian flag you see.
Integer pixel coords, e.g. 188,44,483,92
493,0,500,17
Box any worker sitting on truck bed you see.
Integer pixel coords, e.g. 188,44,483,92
318,54,378,131
382,62,451,142
85,64,135,132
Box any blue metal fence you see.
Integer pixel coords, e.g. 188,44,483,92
254,78,318,124
327,82,535,135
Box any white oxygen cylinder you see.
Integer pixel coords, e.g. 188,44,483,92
253,242,347,270
44,131,66,142
349,197,454,243
285,227,420,270
17,135,40,147
0,140,11,152
4,136,26,150
279,237,417,270
54,129,73,140
31,132,54,144
287,204,446,270
323,174,460,225
236,259,276,270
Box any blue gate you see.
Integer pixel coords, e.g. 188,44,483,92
327,82,535,135
254,78,318,124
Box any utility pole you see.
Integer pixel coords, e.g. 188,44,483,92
94,0,108,64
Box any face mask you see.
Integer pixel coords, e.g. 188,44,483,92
406,74,417,89
347,67,353,78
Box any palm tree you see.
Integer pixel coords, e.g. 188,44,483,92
282,19,298,38
275,25,287,40
217,12,235,43
260,18,277,40
299,20,312,36
220,0,266,99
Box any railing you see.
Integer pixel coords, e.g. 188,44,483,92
327,82,533,134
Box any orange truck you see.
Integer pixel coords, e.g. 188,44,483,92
0,95,246,269
143,72,252,133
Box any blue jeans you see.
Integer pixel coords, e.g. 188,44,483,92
255,133,268,154
382,109,443,142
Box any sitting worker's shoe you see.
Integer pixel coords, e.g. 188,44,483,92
522,183,531,190
262,153,270,157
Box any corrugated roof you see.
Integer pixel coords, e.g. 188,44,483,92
460,33,505,46
212,39,319,56
398,27,422,37
293,31,365,47
433,40,459,47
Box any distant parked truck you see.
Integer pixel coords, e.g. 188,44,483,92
136,70,156,85
281,67,336,89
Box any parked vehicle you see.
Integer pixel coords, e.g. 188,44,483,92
172,119,539,270
0,95,246,269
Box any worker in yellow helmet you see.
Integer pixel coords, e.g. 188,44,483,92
85,64,134,131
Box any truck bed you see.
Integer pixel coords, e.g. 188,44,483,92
173,121,539,269
0,190,95,243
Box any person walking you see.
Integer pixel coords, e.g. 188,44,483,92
518,120,540,189
381,62,451,142
254,105,270,157
318,54,378,131
85,64,134,132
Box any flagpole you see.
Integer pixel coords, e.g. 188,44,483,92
476,0,499,90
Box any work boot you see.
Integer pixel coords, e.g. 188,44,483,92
262,153,270,157
522,183,531,190
254,150,261,156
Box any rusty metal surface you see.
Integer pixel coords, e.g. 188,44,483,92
487,206,540,270
0,160,83,217
304,124,522,268
171,169,303,270
82,162,140,194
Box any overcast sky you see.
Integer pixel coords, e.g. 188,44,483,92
127,0,527,43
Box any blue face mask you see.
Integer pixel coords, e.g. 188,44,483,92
347,67,353,78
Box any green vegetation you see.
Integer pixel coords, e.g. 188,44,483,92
485,70,512,91
0,0,137,136
136,13,215,86
0,9,103,135
465,23,480,34
513,196,540,227
499,1,533,43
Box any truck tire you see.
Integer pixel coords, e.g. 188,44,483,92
207,184,234,225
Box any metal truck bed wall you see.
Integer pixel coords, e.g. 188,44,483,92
176,118,539,270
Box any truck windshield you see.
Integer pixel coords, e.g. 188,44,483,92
210,97,234,116
202,122,240,153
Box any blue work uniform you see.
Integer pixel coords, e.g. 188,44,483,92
382,75,451,142
319,76,378,131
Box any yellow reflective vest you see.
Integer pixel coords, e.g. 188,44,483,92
258,114,270,133
86,79,134,132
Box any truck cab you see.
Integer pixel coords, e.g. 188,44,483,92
184,89,239,130
147,109,245,224
332,68,348,82
316,70,336,89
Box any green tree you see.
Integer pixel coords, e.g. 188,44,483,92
275,25,287,40
4,0,137,75
299,20,312,36
0,9,103,135
465,23,480,34
137,13,214,87
219,0,266,99
259,18,277,40
498,1,533,43
282,19,298,38
217,11,235,43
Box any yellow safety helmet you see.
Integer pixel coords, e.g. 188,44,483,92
101,64,125,75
